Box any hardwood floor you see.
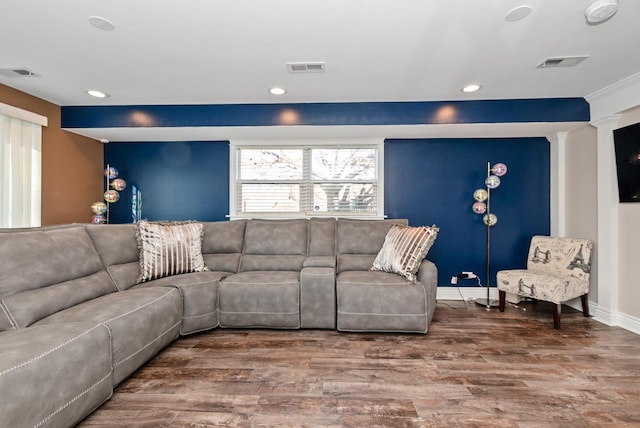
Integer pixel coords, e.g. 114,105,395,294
79,300,640,427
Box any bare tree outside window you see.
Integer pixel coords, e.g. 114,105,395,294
234,144,381,216
311,148,376,213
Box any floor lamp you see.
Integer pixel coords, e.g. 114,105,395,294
90,164,127,224
471,162,507,309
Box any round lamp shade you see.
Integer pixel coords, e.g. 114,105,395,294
104,166,118,180
104,189,120,203
91,214,106,224
472,202,487,214
492,163,507,176
473,188,488,201
91,201,107,215
111,178,127,191
485,175,501,189
483,213,497,226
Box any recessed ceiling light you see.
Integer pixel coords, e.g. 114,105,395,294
505,5,532,22
269,87,287,96
88,16,115,31
461,84,482,93
86,89,109,98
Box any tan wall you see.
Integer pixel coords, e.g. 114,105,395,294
564,124,599,300
0,84,103,225
616,106,640,319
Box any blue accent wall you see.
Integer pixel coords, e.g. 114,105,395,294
104,137,550,287
63,98,589,129
95,97,561,286
104,141,229,223
385,138,550,287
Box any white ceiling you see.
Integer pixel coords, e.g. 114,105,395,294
1,0,638,141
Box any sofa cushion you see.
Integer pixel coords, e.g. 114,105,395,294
87,223,140,290
219,271,300,328
201,220,246,273
88,221,244,290
336,271,428,333
0,225,117,330
36,287,182,385
244,219,308,255
371,224,439,283
136,220,208,283
336,218,408,273
135,270,231,334
0,323,113,428
240,219,308,272
2,271,115,330
202,220,246,254
308,217,336,257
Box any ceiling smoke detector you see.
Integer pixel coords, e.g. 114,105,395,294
287,62,326,73
585,0,619,24
536,56,589,69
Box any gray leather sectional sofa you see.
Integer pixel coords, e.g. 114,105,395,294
0,218,437,427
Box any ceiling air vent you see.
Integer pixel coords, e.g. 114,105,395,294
287,62,326,73
0,68,39,78
536,56,589,69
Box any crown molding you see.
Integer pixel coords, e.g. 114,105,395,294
586,72,640,122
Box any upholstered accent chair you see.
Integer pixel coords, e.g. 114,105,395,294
496,236,594,329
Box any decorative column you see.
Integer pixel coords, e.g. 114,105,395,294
547,132,568,237
592,115,621,325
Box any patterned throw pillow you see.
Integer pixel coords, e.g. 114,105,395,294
371,224,439,283
136,220,208,284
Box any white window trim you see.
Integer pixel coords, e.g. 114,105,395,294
229,139,385,220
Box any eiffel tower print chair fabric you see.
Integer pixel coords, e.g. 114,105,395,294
497,235,593,329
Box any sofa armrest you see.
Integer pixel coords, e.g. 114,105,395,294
417,259,438,323
0,324,113,428
300,267,336,329
303,256,336,268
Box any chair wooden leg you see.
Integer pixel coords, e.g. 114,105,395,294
581,294,590,317
553,303,561,329
498,290,506,312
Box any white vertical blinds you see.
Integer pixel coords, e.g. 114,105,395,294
0,113,42,228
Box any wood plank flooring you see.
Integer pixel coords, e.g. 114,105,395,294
79,300,640,427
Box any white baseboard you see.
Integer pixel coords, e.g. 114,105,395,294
437,286,498,301
438,287,640,336
616,312,640,335
589,302,640,335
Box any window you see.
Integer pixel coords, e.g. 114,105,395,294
230,140,384,218
0,104,46,228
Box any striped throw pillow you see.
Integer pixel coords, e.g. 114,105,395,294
371,224,439,283
136,220,208,284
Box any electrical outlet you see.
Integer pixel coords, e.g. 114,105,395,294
459,272,477,279
450,276,458,285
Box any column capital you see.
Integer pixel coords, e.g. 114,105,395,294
590,114,622,130
546,131,568,145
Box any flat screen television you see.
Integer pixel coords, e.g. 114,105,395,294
614,121,640,203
